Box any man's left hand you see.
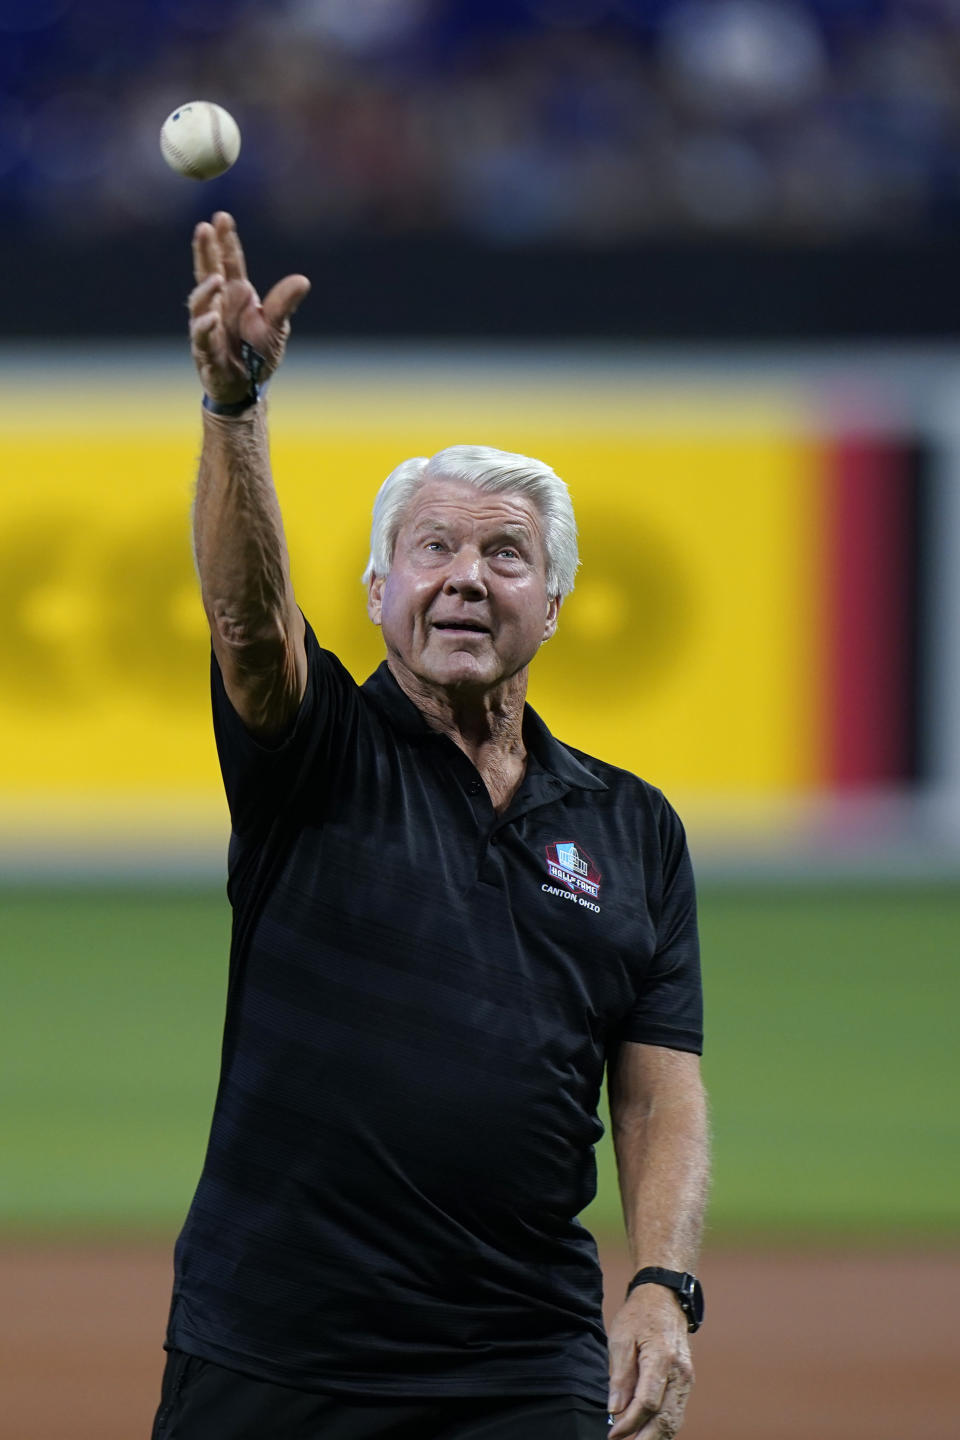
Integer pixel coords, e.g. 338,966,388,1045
606,1283,695,1439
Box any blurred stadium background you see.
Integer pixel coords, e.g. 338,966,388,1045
2,2,959,1438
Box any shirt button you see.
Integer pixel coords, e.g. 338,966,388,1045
468,780,483,795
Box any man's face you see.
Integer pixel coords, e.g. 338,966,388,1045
367,478,560,694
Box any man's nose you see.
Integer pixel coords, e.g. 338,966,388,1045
443,549,487,597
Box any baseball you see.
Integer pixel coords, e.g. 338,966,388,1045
160,101,241,181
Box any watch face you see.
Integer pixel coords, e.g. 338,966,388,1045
680,1274,705,1330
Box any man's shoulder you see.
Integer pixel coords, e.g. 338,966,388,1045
551,739,693,882
554,736,673,814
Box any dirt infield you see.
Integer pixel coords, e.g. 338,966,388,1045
2,1244,957,1439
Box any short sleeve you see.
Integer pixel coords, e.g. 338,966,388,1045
616,795,703,1055
211,617,360,838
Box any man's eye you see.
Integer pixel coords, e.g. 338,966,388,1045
498,548,520,559
424,541,445,551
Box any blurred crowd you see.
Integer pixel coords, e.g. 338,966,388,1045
5,0,960,245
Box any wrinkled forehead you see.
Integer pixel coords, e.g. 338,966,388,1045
397,477,544,541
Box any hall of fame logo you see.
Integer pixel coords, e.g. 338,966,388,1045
544,841,602,900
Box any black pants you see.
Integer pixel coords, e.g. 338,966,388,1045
152,1350,610,1440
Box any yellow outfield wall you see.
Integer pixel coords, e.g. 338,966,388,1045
0,358,822,855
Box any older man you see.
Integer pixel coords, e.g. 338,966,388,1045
152,212,708,1440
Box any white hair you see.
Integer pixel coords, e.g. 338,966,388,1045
361,444,579,599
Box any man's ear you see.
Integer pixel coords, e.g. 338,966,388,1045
367,574,384,626
541,594,560,644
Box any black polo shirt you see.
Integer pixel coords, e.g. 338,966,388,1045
166,619,702,1405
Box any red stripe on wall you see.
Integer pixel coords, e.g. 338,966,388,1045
824,437,912,787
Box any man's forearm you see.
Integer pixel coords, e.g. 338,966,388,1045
610,1048,709,1272
193,404,297,650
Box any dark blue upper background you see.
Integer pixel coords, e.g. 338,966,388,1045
5,0,960,337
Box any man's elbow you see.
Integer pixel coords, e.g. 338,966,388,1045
208,602,307,737
207,601,288,658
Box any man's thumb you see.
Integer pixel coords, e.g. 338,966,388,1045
263,274,311,327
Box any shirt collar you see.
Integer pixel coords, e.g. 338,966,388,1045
361,660,608,792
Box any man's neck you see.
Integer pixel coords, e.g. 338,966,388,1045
386,656,528,771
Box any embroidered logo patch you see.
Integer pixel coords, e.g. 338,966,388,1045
544,841,602,900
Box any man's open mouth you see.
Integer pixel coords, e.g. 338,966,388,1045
433,621,489,633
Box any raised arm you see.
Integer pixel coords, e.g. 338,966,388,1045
189,211,311,738
606,1042,710,1440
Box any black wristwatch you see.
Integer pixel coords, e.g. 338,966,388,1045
625,1267,704,1333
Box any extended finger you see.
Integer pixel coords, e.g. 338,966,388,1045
262,273,311,329
214,211,248,283
192,221,223,286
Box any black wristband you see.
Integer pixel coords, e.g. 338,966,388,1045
202,388,260,417
625,1267,704,1333
202,340,268,416
202,390,259,416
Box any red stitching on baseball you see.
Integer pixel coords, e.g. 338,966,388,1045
209,104,225,166
162,134,204,180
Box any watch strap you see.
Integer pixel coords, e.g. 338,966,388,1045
626,1265,684,1295
202,391,259,416
202,341,268,416
625,1266,704,1332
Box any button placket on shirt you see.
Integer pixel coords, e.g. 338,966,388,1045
478,774,569,888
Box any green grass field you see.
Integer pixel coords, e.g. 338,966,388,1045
2,884,958,1242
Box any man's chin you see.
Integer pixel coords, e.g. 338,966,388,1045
426,655,496,690
412,640,514,690
388,640,528,696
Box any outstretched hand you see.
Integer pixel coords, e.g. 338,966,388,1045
607,1286,694,1439
189,211,311,405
